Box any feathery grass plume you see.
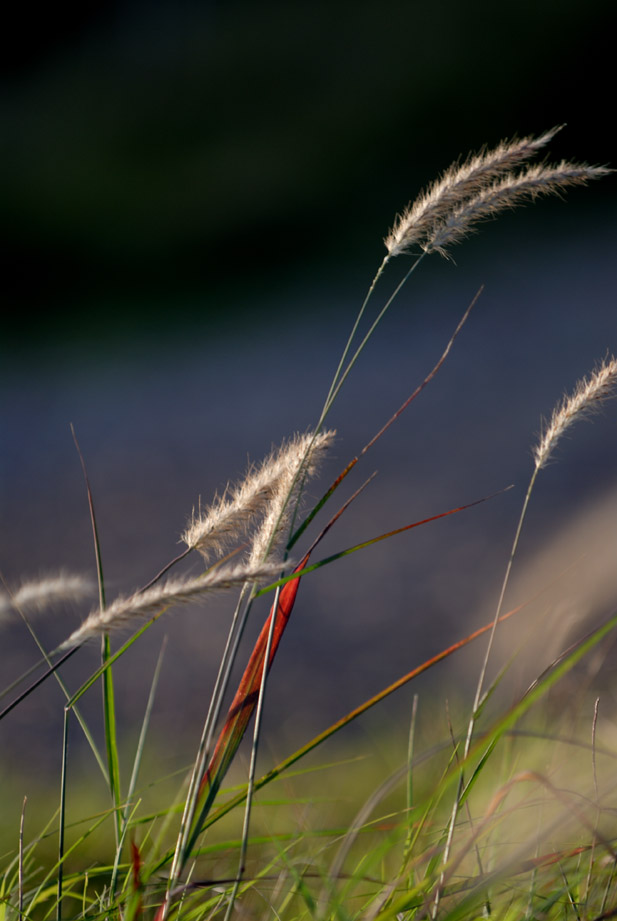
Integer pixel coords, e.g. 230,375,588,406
425,162,611,256
534,355,617,470
0,573,93,620
183,430,334,561
60,560,286,647
385,126,563,257
248,429,335,566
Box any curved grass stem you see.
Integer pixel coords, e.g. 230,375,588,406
433,465,540,918
318,254,426,427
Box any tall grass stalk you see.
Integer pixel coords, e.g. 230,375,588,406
432,356,617,917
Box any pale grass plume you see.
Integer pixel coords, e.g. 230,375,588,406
534,355,617,470
0,573,93,620
385,126,563,257
425,161,611,256
248,429,336,566
60,560,286,648
385,127,611,259
183,429,334,561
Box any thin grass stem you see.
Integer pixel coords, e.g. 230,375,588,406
109,639,167,900
222,580,284,921
72,425,123,848
57,710,69,921
139,547,193,593
319,255,390,416
164,583,262,917
0,647,80,723
19,796,26,921
432,469,537,916
319,254,425,422
1,593,109,782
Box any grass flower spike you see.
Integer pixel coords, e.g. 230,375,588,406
60,561,285,647
385,127,610,258
0,573,93,619
248,429,335,566
425,162,611,256
385,126,562,257
182,430,335,562
534,355,617,470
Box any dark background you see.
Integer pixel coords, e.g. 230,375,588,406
2,0,617,784
2,0,615,341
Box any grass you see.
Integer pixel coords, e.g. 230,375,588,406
1,127,616,921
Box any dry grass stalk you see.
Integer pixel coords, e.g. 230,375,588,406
248,429,335,566
534,356,617,470
182,430,334,561
0,573,93,619
385,127,610,258
60,560,285,647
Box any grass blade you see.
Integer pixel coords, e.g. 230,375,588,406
71,425,123,846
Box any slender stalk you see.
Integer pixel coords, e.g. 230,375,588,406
9,603,108,783
319,254,425,424
0,647,79,722
57,710,69,921
583,696,602,909
165,583,265,919
433,467,538,917
400,694,419,874
320,255,390,415
72,425,122,846
472,467,539,722
222,581,284,921
109,639,167,899
436,352,617,911
283,253,426,559
139,546,192,593
19,796,26,921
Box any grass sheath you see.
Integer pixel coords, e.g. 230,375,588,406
2,127,615,921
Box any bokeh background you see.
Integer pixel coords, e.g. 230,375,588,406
2,0,617,785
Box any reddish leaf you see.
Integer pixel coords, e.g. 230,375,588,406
198,553,311,802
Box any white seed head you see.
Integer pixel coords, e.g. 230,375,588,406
60,560,286,648
425,162,612,257
183,430,334,562
248,429,335,566
0,573,94,621
384,127,611,258
534,356,617,470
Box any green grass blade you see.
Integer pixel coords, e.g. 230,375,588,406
71,426,122,844
56,712,69,921
101,633,122,848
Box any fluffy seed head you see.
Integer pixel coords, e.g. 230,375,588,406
0,573,93,620
534,356,617,470
248,429,335,566
60,560,286,648
182,433,333,559
425,162,612,256
183,430,335,564
384,127,611,258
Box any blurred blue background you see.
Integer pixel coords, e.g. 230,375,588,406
2,0,617,777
